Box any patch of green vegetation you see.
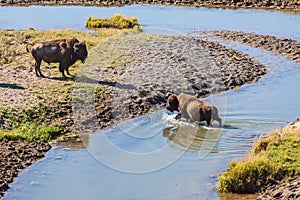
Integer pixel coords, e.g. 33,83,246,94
86,14,142,29
95,86,106,98
0,122,63,141
0,104,65,142
296,0,300,5
217,122,300,193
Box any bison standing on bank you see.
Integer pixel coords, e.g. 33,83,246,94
27,38,88,78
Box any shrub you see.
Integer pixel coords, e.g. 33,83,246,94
86,14,141,29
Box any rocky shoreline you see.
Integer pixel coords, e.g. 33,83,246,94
259,176,300,199
1,0,300,11
0,140,51,198
206,30,300,64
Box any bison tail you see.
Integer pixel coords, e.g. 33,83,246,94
26,44,33,53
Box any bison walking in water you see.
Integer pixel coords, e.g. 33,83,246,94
166,93,222,127
27,38,88,77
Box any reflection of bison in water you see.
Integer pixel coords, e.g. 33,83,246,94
166,93,222,127
27,38,88,77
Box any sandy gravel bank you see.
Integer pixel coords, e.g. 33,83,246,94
206,30,300,64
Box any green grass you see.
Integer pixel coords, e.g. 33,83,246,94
0,104,65,142
0,122,63,141
86,14,141,29
95,86,107,98
217,122,300,193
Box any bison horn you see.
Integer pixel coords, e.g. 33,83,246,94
166,92,173,98
73,43,79,50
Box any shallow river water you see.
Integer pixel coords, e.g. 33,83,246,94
1,4,300,200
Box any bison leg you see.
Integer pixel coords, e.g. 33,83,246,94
215,117,222,128
35,59,45,78
66,66,72,76
38,69,46,78
59,64,67,78
34,61,40,77
206,119,211,127
175,112,182,120
212,106,222,127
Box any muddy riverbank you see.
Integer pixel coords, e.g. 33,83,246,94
1,0,300,11
0,140,50,198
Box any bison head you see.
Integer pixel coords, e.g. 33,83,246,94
166,94,179,112
74,42,88,63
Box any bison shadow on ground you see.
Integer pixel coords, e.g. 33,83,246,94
0,83,25,90
45,75,136,90
75,76,136,90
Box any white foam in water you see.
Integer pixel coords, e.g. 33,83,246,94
162,110,223,130
162,111,197,128
201,125,219,130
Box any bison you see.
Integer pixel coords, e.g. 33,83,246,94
166,93,222,127
27,38,88,77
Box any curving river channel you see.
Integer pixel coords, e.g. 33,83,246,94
1,5,300,200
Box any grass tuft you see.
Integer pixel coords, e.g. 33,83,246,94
217,121,300,193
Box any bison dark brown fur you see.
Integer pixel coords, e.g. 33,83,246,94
27,38,88,77
166,93,222,127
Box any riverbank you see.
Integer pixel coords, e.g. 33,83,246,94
0,140,50,198
260,175,300,199
206,30,300,64
218,119,300,199
1,0,300,11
